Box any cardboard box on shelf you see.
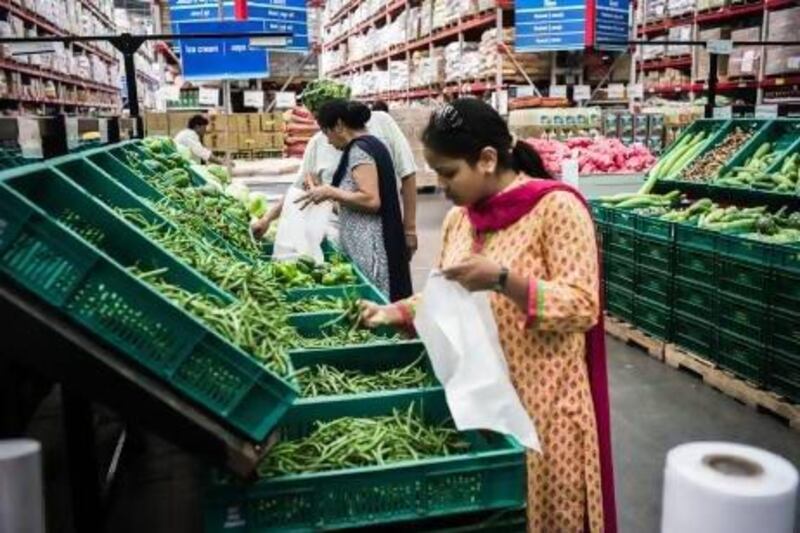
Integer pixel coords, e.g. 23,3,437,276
167,111,196,135
696,27,730,81
144,112,168,134
765,6,800,76
728,27,761,79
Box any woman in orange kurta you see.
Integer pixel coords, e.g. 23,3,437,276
361,99,617,532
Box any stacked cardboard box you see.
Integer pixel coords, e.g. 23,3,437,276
390,106,438,188
144,112,285,152
728,27,762,79
765,6,800,77
696,27,730,81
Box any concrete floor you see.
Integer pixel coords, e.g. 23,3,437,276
27,190,800,533
412,193,800,532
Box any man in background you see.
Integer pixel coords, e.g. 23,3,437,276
174,115,225,165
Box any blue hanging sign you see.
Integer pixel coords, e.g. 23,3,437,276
176,20,271,80
515,0,588,52
595,0,630,50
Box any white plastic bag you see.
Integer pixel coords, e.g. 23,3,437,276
414,273,541,451
272,185,332,264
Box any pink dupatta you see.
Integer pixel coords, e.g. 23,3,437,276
467,179,617,533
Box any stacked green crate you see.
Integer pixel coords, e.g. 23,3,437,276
603,208,636,322
633,216,674,340
766,245,800,402
672,224,719,361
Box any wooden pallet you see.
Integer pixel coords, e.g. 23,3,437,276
604,314,665,361
665,344,800,431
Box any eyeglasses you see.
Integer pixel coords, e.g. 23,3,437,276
433,104,464,130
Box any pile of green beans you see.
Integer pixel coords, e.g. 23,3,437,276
134,268,293,375
116,207,284,306
288,296,350,314
257,405,469,477
293,299,399,349
60,210,105,246
296,356,433,397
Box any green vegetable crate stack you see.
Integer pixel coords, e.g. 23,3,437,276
0,137,528,532
592,117,800,410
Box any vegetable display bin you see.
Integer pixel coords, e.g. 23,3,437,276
672,312,717,361
606,253,635,288
285,283,387,309
288,342,440,401
716,118,800,178
673,278,716,320
608,208,637,231
632,295,672,340
716,233,775,269
85,145,163,202
671,119,770,182
657,119,731,182
0,178,296,442
717,330,766,386
203,389,526,532
675,224,718,254
767,348,800,404
771,269,800,316
3,167,234,305
287,312,406,350
605,282,634,322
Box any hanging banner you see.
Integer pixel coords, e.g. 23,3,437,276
595,0,630,50
169,0,309,52
515,0,588,52
177,20,271,80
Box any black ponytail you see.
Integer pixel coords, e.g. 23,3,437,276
511,138,552,179
422,98,552,179
316,99,371,130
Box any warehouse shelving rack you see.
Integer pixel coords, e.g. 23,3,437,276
633,0,800,111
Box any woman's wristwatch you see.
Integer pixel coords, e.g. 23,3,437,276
493,266,510,293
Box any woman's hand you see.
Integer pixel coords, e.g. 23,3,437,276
359,300,404,328
295,184,340,210
442,255,503,292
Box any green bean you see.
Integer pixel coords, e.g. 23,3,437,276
298,355,433,397
257,405,469,477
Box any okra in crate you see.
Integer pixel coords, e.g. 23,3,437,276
289,341,440,400
204,389,526,533
0,175,296,442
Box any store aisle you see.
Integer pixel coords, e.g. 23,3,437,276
412,192,800,533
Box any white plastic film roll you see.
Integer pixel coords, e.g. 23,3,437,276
661,442,798,533
0,439,45,533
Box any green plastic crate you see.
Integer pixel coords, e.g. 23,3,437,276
606,282,634,322
0,181,296,442
85,148,163,202
717,330,766,385
768,308,800,360
675,224,717,253
675,246,716,288
51,154,254,265
717,257,771,299
767,348,800,404
673,278,716,319
635,236,672,272
605,253,635,288
770,242,800,276
716,119,800,178
632,295,671,340
607,226,635,257
608,208,637,230
718,293,768,343
772,270,800,315
636,215,673,242
672,119,770,182
589,200,610,223
204,389,526,532
672,312,717,361
716,234,774,268
288,312,404,349
634,265,673,304
659,120,731,181
3,168,234,305
286,277,385,302
289,342,439,400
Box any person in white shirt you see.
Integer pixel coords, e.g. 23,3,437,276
174,115,225,165
251,101,418,257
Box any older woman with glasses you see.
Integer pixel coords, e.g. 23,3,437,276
360,98,617,533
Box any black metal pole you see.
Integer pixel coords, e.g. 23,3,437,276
706,53,719,119
123,52,139,119
62,389,102,533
